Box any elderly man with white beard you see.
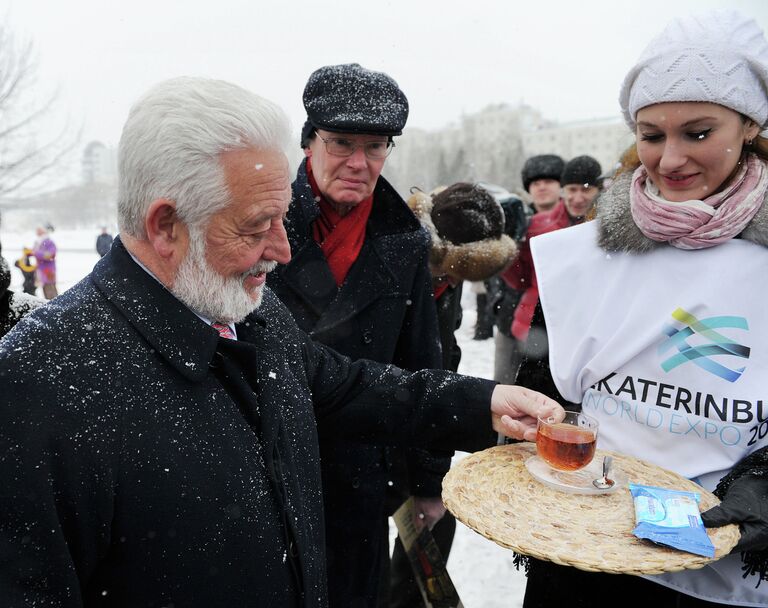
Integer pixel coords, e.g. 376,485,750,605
0,77,562,608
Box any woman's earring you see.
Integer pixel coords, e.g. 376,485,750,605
746,138,754,147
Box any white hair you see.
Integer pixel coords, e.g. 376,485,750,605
117,76,291,238
172,223,276,322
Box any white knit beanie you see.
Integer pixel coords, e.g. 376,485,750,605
619,10,768,129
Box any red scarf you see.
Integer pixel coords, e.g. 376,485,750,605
307,158,373,287
508,201,574,341
433,281,450,300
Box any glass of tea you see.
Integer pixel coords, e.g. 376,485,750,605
536,411,599,472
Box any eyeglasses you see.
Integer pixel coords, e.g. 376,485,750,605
315,133,395,159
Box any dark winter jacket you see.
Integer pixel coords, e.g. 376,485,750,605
500,208,563,398
268,160,447,492
491,196,531,337
267,160,447,605
96,232,114,257
435,283,463,373
499,201,578,406
0,238,497,608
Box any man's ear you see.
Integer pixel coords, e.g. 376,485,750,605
144,198,187,259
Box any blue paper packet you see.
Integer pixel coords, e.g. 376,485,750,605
629,483,715,558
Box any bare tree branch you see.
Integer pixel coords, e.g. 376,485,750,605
0,24,79,197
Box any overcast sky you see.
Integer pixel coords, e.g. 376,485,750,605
5,0,768,152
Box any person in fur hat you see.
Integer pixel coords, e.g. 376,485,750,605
499,154,603,406
399,183,515,607
560,155,603,220
520,154,565,213
408,183,517,371
492,155,562,389
523,9,768,607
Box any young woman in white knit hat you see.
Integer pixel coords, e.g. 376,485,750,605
524,9,768,607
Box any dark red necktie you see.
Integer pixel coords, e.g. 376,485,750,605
211,322,236,340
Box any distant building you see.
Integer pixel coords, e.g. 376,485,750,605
82,141,117,185
521,117,634,178
385,103,545,195
360,107,635,199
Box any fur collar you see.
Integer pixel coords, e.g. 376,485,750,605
597,170,768,252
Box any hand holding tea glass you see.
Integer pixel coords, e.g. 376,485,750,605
536,411,599,472
490,385,565,442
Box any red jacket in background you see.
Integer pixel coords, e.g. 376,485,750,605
502,200,576,341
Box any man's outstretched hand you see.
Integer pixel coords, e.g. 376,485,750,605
491,385,565,442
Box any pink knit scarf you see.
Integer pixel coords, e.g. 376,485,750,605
629,154,768,250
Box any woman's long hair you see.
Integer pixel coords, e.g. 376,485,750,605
750,134,768,162
614,144,641,177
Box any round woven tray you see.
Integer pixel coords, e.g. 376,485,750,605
443,443,740,575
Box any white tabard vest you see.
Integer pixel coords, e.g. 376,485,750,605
532,221,768,606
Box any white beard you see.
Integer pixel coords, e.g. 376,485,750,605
172,225,276,324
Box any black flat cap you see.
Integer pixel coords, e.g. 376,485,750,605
302,63,409,136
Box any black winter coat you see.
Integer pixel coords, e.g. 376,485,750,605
96,233,114,257
0,238,496,608
435,283,463,373
267,161,447,605
268,162,447,495
491,197,531,337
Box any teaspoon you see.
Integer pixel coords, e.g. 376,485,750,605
592,455,615,489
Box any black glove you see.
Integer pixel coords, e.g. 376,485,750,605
701,475,768,553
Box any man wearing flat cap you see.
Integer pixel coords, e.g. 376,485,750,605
268,63,447,607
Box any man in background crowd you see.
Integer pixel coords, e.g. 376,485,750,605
520,154,565,214
559,155,603,222
401,181,516,606
96,226,114,257
492,154,564,385
502,154,602,402
478,190,530,342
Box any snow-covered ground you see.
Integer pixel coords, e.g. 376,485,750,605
0,228,528,607
437,288,528,608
